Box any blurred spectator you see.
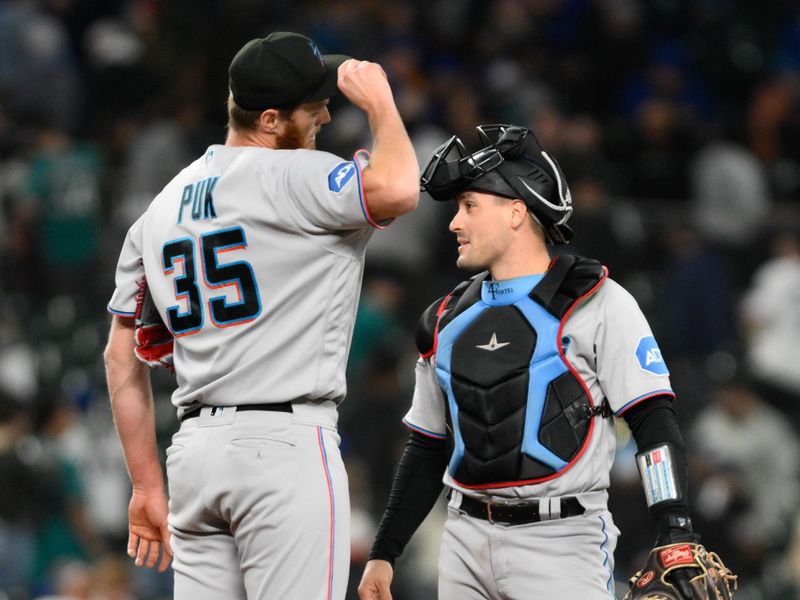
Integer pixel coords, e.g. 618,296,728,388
114,97,204,231
689,376,800,586
620,96,696,201
0,397,39,600
558,114,648,281
0,1,83,134
30,398,104,594
21,121,104,302
341,340,415,514
88,554,137,600
615,40,711,201
740,229,800,425
657,222,738,418
689,140,771,254
33,559,91,600
364,124,450,289
55,397,130,550
748,74,800,203
0,160,47,300
347,268,412,379
661,223,736,360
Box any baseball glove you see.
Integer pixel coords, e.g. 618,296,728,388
134,278,174,371
624,542,737,600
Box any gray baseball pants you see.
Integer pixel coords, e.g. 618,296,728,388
165,404,350,600
439,491,619,600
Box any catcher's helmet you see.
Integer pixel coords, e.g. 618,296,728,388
420,124,573,244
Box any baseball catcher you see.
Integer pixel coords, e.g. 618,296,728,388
357,123,738,600
624,541,737,599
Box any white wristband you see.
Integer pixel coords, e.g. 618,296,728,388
636,444,680,508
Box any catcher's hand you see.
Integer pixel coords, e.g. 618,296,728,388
134,278,174,371
624,543,737,600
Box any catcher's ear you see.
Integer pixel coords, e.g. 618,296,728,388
509,199,528,229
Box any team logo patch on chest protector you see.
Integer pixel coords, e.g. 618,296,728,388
433,256,607,488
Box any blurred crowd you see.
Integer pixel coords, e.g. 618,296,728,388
1,0,800,598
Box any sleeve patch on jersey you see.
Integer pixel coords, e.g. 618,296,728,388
328,161,357,193
635,336,669,375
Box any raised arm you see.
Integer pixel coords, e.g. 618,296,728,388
337,59,419,221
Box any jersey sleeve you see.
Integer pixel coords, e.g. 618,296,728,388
107,214,145,317
402,357,448,440
284,149,390,231
593,280,675,415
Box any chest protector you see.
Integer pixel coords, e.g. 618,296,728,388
418,255,608,489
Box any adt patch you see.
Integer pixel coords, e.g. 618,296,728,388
328,162,356,193
636,336,669,375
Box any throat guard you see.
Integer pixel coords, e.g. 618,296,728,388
430,255,607,488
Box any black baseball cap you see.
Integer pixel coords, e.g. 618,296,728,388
229,32,350,111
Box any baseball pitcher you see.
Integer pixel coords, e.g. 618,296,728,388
104,32,419,600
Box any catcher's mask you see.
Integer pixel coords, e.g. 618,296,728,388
420,124,574,244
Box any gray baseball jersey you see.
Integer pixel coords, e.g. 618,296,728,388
404,276,673,499
109,145,380,414
404,274,673,599
108,144,383,600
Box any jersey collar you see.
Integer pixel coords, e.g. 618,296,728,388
481,273,545,306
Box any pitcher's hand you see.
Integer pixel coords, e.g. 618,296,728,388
338,60,394,114
128,487,172,572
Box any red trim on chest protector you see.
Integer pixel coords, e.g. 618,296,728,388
452,266,609,490
420,291,454,360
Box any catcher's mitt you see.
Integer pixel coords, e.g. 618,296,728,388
134,278,174,371
624,542,737,600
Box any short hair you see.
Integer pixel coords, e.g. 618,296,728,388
226,92,261,131
226,92,294,131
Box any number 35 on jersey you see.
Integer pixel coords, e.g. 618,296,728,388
162,226,262,336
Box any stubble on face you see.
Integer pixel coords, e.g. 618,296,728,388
452,195,511,272
455,248,478,271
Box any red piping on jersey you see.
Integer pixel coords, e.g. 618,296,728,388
317,427,336,600
354,149,389,230
403,418,448,440
420,292,454,360
452,263,610,490
616,390,676,417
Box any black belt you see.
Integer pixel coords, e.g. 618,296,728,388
455,493,585,525
180,402,293,422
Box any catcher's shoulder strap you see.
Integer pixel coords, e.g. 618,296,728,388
415,258,606,356
415,272,488,357
529,254,606,319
